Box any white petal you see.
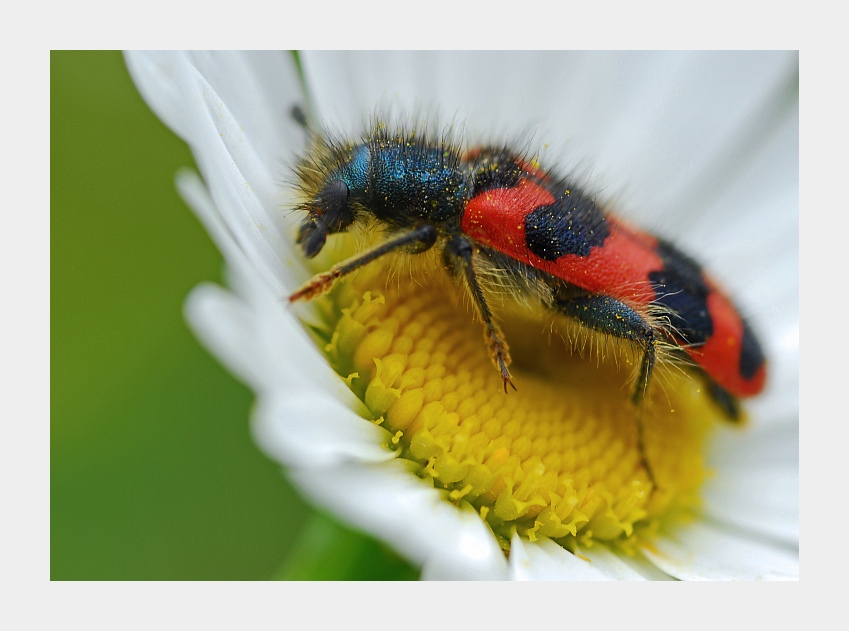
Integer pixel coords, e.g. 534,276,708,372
660,91,800,434
177,169,349,401
129,51,799,581
185,282,360,407
578,544,675,581
643,520,798,580
592,52,797,226
126,51,302,171
125,51,197,143
184,282,274,391
672,97,799,292
703,419,799,545
128,51,310,297
175,170,258,295
289,460,509,580
252,393,394,468
302,51,796,218
177,167,323,326
509,536,672,581
748,352,799,428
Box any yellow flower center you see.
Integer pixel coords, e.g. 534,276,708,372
314,249,725,553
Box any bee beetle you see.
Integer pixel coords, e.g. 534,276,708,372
288,120,767,481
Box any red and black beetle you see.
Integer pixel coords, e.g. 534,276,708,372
289,123,767,481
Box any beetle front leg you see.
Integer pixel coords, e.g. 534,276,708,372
290,225,438,302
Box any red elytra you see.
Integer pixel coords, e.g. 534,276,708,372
462,178,766,398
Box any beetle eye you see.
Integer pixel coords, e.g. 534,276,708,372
316,179,352,232
296,180,351,259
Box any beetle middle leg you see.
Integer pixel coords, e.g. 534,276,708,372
445,235,516,393
555,293,659,488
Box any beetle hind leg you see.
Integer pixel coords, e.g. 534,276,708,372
632,342,659,489
707,380,743,422
555,294,658,400
556,293,659,489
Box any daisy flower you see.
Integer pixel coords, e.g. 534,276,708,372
126,50,798,580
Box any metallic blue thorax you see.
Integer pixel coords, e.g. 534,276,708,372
336,142,468,229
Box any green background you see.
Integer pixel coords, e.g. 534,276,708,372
51,51,414,580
